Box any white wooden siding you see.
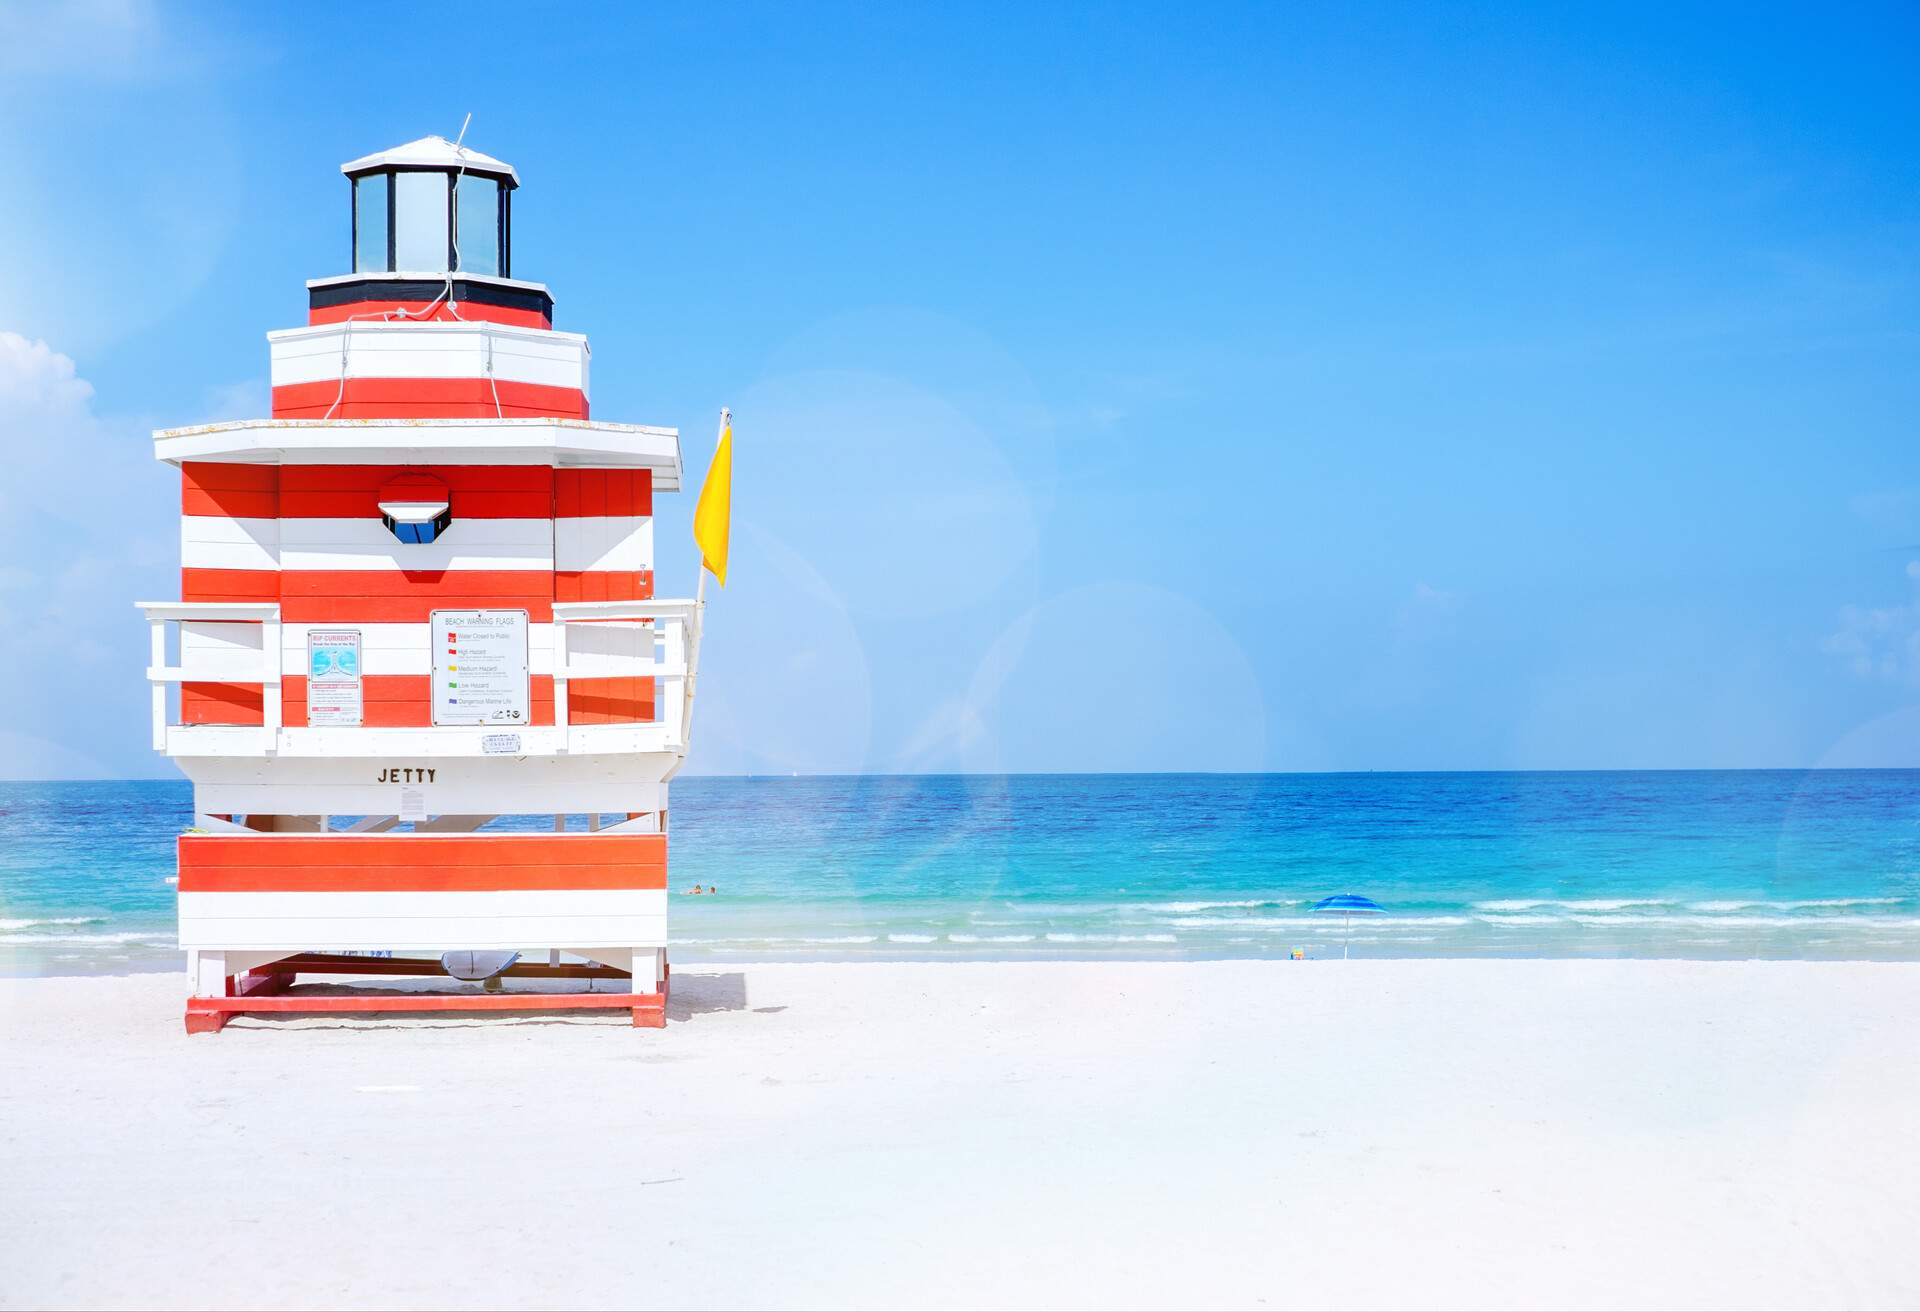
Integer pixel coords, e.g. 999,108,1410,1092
180,889,667,950
181,516,279,571
554,516,652,572
267,321,590,397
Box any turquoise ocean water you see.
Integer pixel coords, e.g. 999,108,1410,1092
2,771,1917,975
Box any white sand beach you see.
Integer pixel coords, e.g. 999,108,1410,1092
3,960,1918,1311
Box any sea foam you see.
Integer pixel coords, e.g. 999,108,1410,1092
1135,899,1303,914
0,916,105,932
1685,898,1902,912
1472,899,1672,912
0,930,170,945
1043,933,1177,943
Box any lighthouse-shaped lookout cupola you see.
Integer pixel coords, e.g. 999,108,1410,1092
138,136,706,1033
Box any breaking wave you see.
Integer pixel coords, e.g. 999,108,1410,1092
0,916,105,932
0,930,170,945
1472,899,1672,912
1131,899,1304,914
1044,933,1177,943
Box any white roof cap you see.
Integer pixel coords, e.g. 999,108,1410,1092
341,135,520,187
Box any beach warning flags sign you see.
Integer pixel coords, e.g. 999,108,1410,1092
693,408,732,586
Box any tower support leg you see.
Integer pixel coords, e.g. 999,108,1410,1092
184,951,292,1034
185,950,232,1031
632,947,667,1028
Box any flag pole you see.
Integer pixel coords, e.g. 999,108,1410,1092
683,407,728,742
693,406,728,613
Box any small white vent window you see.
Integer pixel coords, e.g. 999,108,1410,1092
378,474,452,544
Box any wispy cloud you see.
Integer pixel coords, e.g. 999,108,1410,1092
0,0,161,79
0,0,253,83
197,379,270,424
0,331,175,777
1822,561,1920,686
0,4,256,351
0,330,93,411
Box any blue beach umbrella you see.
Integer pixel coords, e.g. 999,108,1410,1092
1312,893,1385,959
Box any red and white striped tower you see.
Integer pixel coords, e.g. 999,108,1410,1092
138,135,704,1033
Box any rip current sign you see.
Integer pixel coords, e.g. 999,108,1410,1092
306,630,363,727
430,610,531,727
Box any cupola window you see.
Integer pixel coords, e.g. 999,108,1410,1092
393,171,450,272
457,174,501,276
353,175,388,274
344,136,516,277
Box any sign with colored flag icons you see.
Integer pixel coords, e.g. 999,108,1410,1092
428,609,530,726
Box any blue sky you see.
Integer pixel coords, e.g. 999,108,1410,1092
0,1,1916,777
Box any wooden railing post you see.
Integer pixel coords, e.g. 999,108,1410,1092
552,616,570,751
261,615,282,747
548,599,700,752
149,617,169,751
139,601,281,757
662,616,687,750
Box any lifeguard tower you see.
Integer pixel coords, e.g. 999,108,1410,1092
138,135,708,1032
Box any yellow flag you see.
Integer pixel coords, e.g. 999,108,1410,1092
693,411,732,586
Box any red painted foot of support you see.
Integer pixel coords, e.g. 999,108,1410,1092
185,970,290,1035
633,960,672,1029
632,961,670,1026
184,1003,230,1035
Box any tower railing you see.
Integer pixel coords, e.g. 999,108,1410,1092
551,599,700,754
138,602,284,754
137,599,701,756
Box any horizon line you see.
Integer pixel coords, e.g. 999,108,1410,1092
6,764,1918,785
